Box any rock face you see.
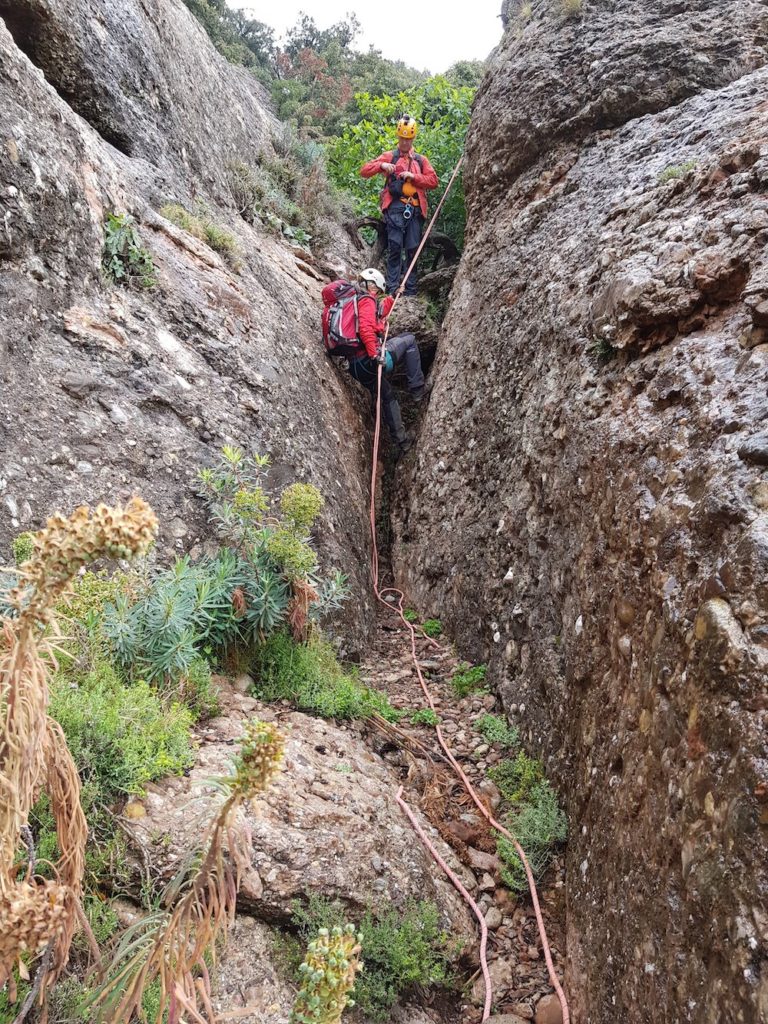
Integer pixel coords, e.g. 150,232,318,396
394,2,768,1022
127,686,477,939
0,0,374,638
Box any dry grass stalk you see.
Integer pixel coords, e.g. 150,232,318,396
92,719,286,1024
43,718,89,976
0,499,158,1001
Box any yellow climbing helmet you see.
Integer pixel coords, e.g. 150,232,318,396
396,115,418,139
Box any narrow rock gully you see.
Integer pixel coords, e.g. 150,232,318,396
357,381,568,1024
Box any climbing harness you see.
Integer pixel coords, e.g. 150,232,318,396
368,156,572,1024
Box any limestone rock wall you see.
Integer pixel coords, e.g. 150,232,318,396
394,1,768,1020
0,0,374,638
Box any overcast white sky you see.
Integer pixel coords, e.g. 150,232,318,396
240,0,503,75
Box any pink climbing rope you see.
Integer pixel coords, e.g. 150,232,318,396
366,156,571,1024
395,787,492,1022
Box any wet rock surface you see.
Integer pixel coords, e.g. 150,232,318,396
394,2,768,1022
0,0,373,640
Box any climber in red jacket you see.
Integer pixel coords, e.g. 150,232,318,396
346,267,429,454
360,115,439,297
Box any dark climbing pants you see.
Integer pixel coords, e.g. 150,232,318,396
348,333,424,443
384,203,423,295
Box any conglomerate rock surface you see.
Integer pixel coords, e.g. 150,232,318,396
125,686,476,1023
394,1,768,1021
0,0,374,639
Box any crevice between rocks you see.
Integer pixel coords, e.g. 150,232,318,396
0,3,134,156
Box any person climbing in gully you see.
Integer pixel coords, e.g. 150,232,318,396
360,115,439,297
322,268,430,455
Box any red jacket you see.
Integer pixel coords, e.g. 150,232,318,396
360,149,439,218
357,292,394,358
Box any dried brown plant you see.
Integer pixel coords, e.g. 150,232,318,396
288,578,318,642
92,718,286,1024
0,499,158,1005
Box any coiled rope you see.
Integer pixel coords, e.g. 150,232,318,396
367,156,571,1024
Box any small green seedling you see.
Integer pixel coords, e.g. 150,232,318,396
410,708,439,727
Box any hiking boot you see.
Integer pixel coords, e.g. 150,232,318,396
410,380,433,404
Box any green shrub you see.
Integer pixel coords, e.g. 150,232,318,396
43,977,92,1023
451,662,487,697
488,751,543,806
561,0,582,17
410,708,439,727
265,529,318,580
102,212,156,288
49,660,194,797
403,608,418,623
475,714,519,749
12,531,34,566
658,159,696,183
82,893,121,950
30,779,132,896
202,220,239,261
102,551,250,684
280,483,325,532
251,630,401,722
422,618,442,638
226,154,321,245
291,896,453,1022
103,450,345,689
496,782,567,894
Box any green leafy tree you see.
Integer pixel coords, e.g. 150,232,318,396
284,12,361,58
444,59,487,88
326,76,474,246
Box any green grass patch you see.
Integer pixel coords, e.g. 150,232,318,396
451,662,487,697
291,896,454,1022
658,159,696,183
251,631,402,722
160,202,240,267
410,707,439,727
588,335,616,365
475,713,518,749
403,608,418,623
421,618,443,638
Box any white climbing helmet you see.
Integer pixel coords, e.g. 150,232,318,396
360,267,386,292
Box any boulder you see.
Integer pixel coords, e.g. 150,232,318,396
125,687,478,940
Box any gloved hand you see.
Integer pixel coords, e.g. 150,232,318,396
376,350,394,373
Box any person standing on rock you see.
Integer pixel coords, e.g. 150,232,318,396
360,116,439,297
322,268,430,456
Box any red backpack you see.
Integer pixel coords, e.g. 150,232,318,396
322,280,366,358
